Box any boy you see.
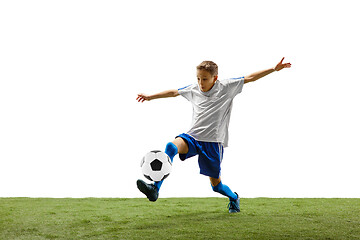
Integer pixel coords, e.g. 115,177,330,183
136,58,291,213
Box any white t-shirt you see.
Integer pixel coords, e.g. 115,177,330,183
178,77,244,147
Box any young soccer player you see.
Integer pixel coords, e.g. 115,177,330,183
136,58,291,213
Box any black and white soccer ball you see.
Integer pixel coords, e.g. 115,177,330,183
141,150,172,182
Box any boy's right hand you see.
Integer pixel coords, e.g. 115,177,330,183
136,93,151,103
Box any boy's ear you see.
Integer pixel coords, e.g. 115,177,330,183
214,75,218,81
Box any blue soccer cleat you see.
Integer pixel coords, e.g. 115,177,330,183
228,192,240,213
136,179,159,202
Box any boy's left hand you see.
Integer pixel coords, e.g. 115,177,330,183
274,57,292,71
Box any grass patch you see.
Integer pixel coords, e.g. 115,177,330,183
0,198,359,239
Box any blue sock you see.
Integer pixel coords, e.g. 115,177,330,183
154,142,178,191
212,181,237,201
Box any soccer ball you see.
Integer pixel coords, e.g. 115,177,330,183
141,150,172,182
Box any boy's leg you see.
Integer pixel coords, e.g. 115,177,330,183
173,137,189,154
153,138,188,190
210,177,237,200
210,177,240,213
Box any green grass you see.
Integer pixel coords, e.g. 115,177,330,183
0,198,359,239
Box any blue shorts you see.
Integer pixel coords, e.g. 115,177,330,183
176,133,224,179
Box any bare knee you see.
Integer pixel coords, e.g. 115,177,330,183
210,177,221,187
172,137,189,154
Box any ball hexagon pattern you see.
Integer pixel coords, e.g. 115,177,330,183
141,150,172,182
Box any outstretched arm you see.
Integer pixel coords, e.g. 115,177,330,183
244,57,291,84
136,89,179,103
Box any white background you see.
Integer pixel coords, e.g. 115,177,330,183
1,0,359,198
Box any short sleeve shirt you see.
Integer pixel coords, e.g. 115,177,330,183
178,77,244,147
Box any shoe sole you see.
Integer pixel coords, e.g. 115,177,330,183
229,209,240,213
136,180,158,202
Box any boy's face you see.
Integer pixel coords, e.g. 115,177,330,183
197,69,218,92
